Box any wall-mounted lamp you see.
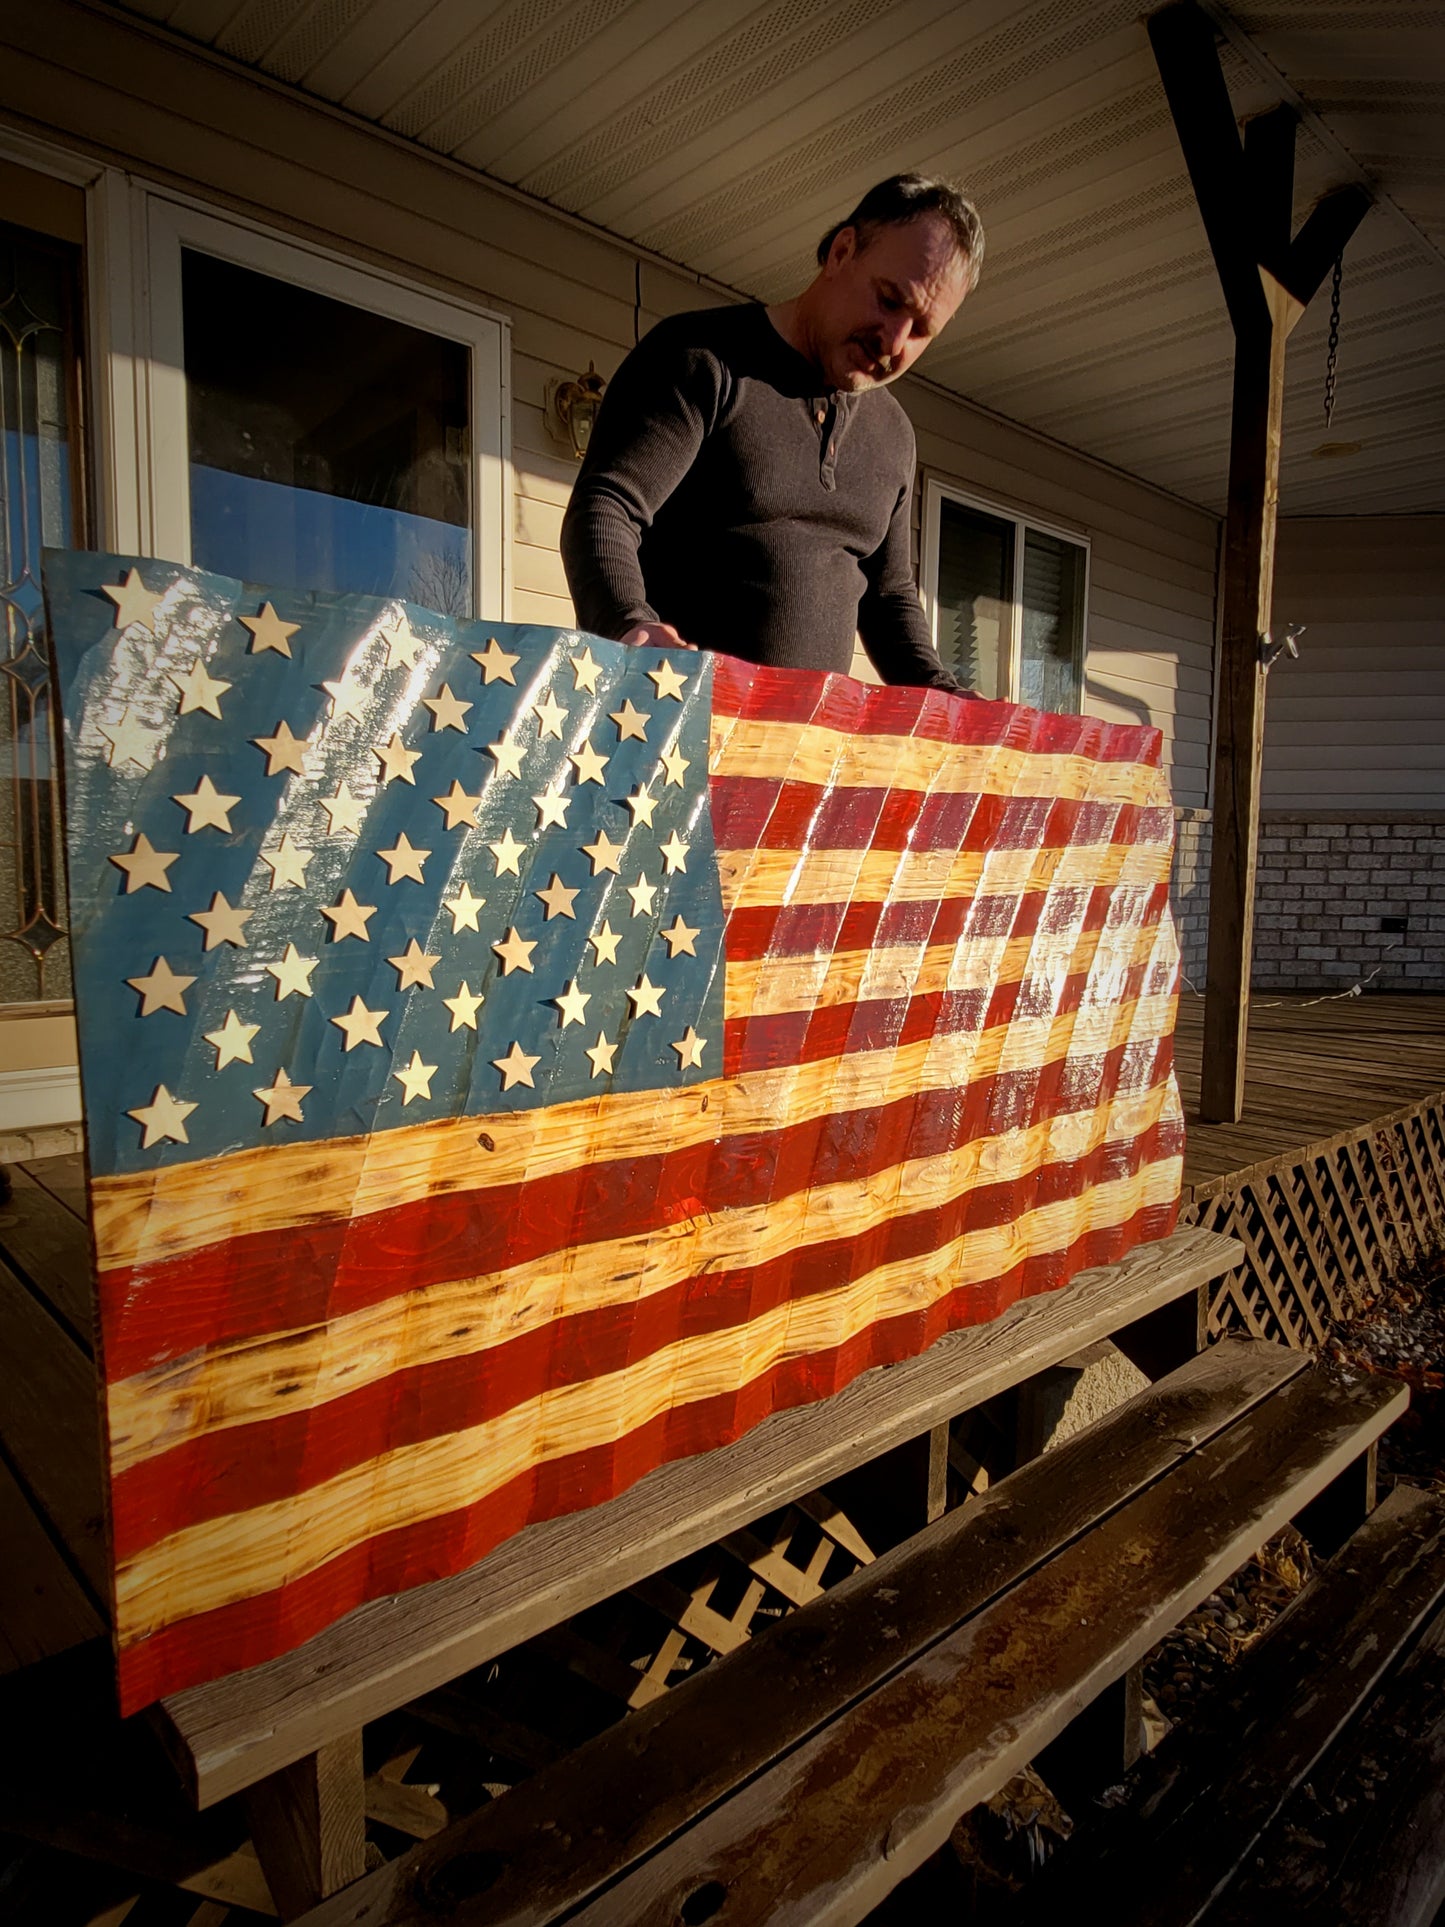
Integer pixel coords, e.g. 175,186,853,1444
545,363,607,461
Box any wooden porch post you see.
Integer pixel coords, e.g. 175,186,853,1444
1148,2,1370,1122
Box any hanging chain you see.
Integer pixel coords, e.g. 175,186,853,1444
1323,254,1343,427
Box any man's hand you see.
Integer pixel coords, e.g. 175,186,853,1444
618,621,699,652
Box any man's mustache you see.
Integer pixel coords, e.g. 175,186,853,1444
849,334,895,373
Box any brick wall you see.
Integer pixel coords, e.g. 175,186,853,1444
1252,814,1445,992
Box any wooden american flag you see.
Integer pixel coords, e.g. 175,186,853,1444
45,550,1184,1714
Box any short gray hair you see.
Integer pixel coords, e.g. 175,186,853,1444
817,173,985,291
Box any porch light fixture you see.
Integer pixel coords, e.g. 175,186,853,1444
546,362,607,460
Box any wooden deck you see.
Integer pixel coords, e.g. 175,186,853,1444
1176,992,1445,1201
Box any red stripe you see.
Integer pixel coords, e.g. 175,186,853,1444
114,1195,1178,1718
108,1109,1183,1560
97,962,1174,1380
710,656,1164,767
710,778,1172,857
723,876,1172,965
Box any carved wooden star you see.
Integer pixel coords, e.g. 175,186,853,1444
671,1025,707,1070
102,568,162,634
374,731,422,786
472,637,519,685
658,830,690,875
265,943,318,1001
443,980,484,1032
491,926,537,976
128,1083,196,1148
173,774,241,835
536,873,579,921
240,601,299,657
488,827,527,876
261,833,313,891
533,690,568,740
169,657,232,719
588,920,622,966
98,707,163,772
624,783,658,828
320,889,376,943
388,938,441,990
626,972,666,1018
484,735,525,779
253,720,310,777
626,872,657,918
384,615,426,669
254,1066,310,1126
660,742,691,787
331,995,388,1051
376,833,430,885
128,956,196,1017
423,682,472,732
109,832,178,894
321,675,369,723
553,978,591,1028
581,828,624,876
443,881,486,932
569,646,602,694
648,659,689,702
660,914,701,959
584,1031,617,1078
319,782,367,836
393,1050,438,1105
189,891,252,949
569,741,609,786
493,1040,540,1091
610,699,650,743
432,780,482,830
533,787,571,829
205,1009,260,1069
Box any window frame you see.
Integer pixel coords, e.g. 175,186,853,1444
919,475,1091,708
141,191,511,620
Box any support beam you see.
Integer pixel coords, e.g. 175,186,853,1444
245,1733,366,1921
1149,1,1370,1122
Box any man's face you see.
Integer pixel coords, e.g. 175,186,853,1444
814,212,970,393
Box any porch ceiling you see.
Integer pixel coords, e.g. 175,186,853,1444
110,0,1445,517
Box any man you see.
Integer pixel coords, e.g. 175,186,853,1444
560,173,983,691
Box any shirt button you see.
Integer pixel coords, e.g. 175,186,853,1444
828,441,836,457
815,408,826,424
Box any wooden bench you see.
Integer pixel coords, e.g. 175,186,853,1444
1020,1479,1445,1926
0,1150,1241,1916
297,1335,1404,1927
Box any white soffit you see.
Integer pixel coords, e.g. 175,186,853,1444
111,0,1445,516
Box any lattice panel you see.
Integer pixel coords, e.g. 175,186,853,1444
1185,1099,1445,1345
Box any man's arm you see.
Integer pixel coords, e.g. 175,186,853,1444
857,479,966,693
560,325,723,643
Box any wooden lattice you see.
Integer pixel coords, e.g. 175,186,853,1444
1183,1098,1445,1345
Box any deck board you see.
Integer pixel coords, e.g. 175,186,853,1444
1176,994,1445,1198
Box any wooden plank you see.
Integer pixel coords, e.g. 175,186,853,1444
158,1226,1242,1807
0,1164,95,1348
0,1253,107,1597
1024,1483,1445,1925
245,1735,365,1922
301,1338,1304,1927
565,1365,1406,1927
18,1151,88,1217
0,1455,104,1673
1210,1598,1445,1924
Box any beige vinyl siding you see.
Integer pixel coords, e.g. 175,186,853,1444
6,0,1216,812
1266,517,1445,810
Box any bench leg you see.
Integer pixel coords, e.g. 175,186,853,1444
1113,1281,1208,1382
1034,1664,1145,1813
245,1731,366,1920
1295,1440,1379,1561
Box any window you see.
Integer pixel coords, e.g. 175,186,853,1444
144,199,507,616
921,481,1088,712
